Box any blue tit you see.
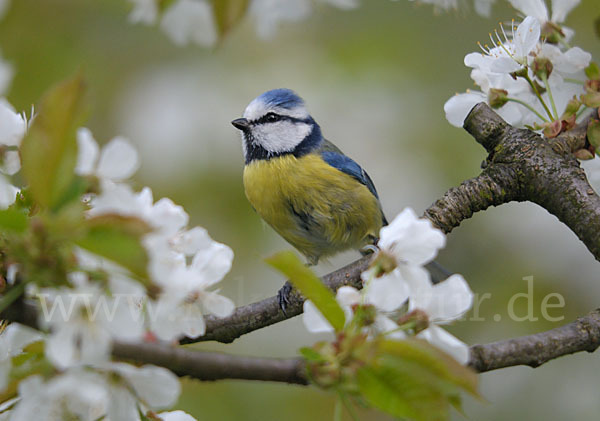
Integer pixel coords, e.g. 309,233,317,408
231,88,387,266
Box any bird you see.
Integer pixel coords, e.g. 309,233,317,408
231,89,448,311
232,88,386,260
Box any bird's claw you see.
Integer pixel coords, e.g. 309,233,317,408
360,243,379,256
277,281,294,316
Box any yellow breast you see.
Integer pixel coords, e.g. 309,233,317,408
243,153,383,263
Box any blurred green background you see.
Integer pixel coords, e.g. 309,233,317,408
2,0,600,419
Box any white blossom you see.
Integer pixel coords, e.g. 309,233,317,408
86,173,236,342
303,286,360,334
9,362,181,421
473,0,496,17
445,10,590,130
0,99,27,180
509,0,579,24
408,273,473,363
249,0,358,39
250,0,312,39
0,52,12,96
150,239,235,340
0,99,25,148
106,362,181,416
303,208,473,363
128,0,158,24
378,207,446,266
76,127,140,182
160,0,217,47
10,371,108,421
39,279,145,369
0,324,42,391
0,175,18,209
158,410,198,421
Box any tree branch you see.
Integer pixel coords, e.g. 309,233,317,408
461,103,600,260
112,341,308,385
115,308,600,383
424,166,520,234
183,256,371,344
469,308,600,372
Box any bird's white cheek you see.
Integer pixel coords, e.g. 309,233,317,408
240,132,248,158
254,122,312,153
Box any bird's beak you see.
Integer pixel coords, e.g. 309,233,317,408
231,118,250,131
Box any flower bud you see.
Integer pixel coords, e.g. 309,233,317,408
532,56,553,79
585,62,600,80
562,97,582,119
543,120,562,138
488,88,509,108
587,119,600,150
396,309,430,333
511,67,528,80
370,251,397,275
581,91,600,108
574,149,595,160
540,22,565,44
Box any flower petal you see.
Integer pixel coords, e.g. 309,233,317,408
418,325,470,364
302,300,334,333
444,91,486,127
150,197,189,235
159,410,198,421
508,0,548,21
427,274,474,322
191,241,234,287
1,150,20,175
514,16,541,59
96,136,140,181
202,291,235,318
336,286,361,307
550,0,580,23
365,271,409,312
75,127,99,176
378,208,446,266
0,175,18,209
0,99,25,147
160,0,217,47
112,362,181,409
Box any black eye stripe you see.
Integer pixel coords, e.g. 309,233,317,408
250,113,310,125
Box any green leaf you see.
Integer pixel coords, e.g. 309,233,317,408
588,120,600,151
265,251,345,331
20,74,86,211
356,338,480,421
299,347,326,363
75,214,152,279
51,176,89,214
377,339,479,397
582,91,600,108
212,0,249,39
357,365,448,421
585,62,600,80
0,208,28,233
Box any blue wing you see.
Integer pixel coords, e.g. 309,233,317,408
320,149,381,200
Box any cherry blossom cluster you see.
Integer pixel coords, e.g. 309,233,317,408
303,208,474,364
127,0,359,46
0,86,233,419
444,0,594,138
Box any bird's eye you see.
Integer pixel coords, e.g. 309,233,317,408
265,113,279,123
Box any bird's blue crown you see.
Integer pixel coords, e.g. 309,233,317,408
256,88,305,111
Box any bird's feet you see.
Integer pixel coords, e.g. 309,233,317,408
360,243,379,256
277,281,294,316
